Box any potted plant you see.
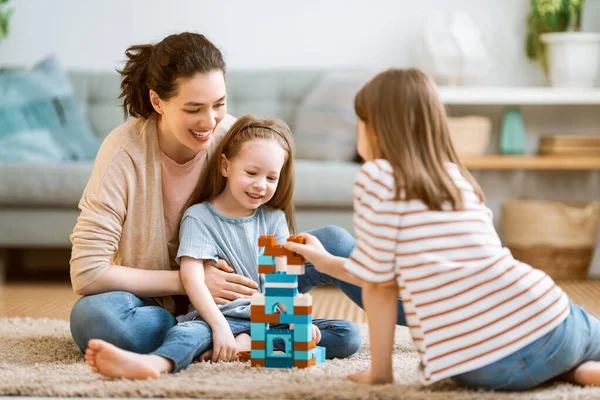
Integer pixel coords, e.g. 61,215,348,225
0,0,13,38
526,0,600,88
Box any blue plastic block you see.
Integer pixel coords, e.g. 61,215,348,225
251,349,265,359
266,330,293,358
293,349,315,361
265,296,295,314
265,287,298,297
314,346,326,364
250,323,267,341
279,313,312,325
265,357,295,368
265,273,298,284
293,323,312,342
258,254,276,265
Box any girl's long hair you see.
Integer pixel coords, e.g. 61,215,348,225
195,115,297,233
354,68,484,210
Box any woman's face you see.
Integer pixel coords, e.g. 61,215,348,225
152,70,227,161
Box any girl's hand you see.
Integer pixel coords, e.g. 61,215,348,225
283,233,332,272
211,326,238,362
311,324,322,344
347,369,394,385
203,260,259,304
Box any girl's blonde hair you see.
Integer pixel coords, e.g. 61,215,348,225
354,68,484,210
195,115,297,233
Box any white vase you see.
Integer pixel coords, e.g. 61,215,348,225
540,32,600,88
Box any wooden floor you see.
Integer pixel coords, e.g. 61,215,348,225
2,279,600,323
0,282,367,323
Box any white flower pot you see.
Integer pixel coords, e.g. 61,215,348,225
540,32,600,88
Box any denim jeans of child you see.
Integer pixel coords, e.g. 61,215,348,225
152,315,359,372
70,225,407,360
452,300,600,391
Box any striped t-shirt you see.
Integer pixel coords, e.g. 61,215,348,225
344,159,570,385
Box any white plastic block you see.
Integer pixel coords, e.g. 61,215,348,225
294,293,312,307
275,256,288,272
250,293,265,306
286,264,305,275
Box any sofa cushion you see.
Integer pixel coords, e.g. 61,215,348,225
0,162,93,206
293,70,373,162
0,128,66,161
0,56,100,161
0,160,359,209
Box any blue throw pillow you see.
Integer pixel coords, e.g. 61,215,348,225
0,128,66,161
0,56,100,161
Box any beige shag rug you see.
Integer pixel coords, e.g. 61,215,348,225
1,317,600,399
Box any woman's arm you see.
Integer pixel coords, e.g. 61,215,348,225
75,265,184,296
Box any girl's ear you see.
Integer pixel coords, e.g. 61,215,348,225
220,154,230,177
149,90,164,115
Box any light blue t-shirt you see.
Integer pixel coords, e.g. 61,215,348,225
176,202,289,322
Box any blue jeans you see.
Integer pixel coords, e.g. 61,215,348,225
70,226,379,364
151,316,359,372
452,300,600,391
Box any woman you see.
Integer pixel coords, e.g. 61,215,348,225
69,32,404,358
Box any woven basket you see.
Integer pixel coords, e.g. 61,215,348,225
447,116,492,155
501,200,600,280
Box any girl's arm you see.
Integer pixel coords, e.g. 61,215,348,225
180,256,238,362
348,279,398,384
283,233,364,287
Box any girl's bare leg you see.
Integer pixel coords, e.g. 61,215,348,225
562,362,600,386
85,339,173,380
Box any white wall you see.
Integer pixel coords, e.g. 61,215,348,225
2,0,599,85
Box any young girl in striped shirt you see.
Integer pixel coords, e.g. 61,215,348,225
285,68,600,390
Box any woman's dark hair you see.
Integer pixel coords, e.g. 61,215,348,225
117,32,226,119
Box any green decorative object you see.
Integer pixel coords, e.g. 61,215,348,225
0,0,13,38
499,108,527,155
526,0,584,74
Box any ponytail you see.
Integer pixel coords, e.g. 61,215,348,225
117,44,154,119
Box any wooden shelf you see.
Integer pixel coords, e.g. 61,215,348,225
438,87,600,105
461,156,600,170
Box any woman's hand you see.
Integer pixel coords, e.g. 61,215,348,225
203,260,259,305
283,233,332,272
211,326,238,362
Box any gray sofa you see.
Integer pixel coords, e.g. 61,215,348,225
0,70,361,277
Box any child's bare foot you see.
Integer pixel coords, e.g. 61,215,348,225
85,339,172,380
198,333,252,362
567,361,600,386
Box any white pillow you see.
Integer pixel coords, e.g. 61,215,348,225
293,70,374,161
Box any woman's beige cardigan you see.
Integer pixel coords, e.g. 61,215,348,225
69,113,235,312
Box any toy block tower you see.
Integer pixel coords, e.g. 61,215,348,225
249,235,326,368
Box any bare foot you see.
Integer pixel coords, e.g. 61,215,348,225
198,333,252,362
85,339,172,380
567,361,600,386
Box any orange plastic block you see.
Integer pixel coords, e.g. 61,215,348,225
258,235,276,247
263,246,289,257
294,339,317,351
251,340,265,350
286,254,304,265
288,236,306,245
237,351,251,362
251,358,265,367
294,306,312,315
294,356,316,368
258,265,276,274
251,305,280,323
